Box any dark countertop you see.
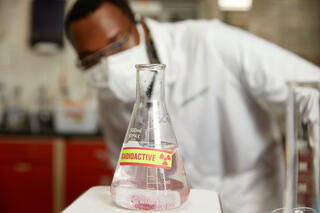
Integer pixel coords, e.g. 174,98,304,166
0,129,103,139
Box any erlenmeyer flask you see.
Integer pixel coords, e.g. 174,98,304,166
110,64,190,210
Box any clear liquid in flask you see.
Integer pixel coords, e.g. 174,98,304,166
111,143,189,210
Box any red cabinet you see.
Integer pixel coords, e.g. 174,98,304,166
65,138,114,207
0,136,115,212
0,137,53,213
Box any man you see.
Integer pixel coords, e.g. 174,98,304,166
64,0,320,212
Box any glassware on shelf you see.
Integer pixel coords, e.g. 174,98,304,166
29,85,53,133
38,85,53,133
5,85,28,132
285,82,320,211
0,81,6,129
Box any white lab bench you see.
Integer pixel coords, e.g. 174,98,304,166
62,186,223,213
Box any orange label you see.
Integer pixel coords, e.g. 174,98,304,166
120,147,172,170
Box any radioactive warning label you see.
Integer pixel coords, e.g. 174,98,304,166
120,147,173,170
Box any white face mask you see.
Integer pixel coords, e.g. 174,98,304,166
84,24,149,102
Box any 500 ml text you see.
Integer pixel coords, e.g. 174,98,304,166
129,128,142,139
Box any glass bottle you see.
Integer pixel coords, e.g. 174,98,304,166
5,85,28,132
0,81,6,129
110,64,190,210
38,85,53,133
29,85,53,133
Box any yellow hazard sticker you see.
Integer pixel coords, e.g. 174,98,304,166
120,147,173,170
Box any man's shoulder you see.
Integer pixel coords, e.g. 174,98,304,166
146,18,223,33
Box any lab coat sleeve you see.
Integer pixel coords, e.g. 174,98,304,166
220,24,320,116
96,89,133,167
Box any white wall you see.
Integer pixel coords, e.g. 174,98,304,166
249,0,320,65
0,0,92,108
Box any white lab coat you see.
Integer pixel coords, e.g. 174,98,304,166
97,19,320,213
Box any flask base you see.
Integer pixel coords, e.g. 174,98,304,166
111,184,189,210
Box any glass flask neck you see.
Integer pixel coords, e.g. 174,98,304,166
136,64,166,104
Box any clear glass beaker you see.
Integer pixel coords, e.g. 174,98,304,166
285,82,320,212
271,207,317,213
110,64,190,210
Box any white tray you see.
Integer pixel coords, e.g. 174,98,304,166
62,186,222,213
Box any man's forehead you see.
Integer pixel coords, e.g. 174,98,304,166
71,3,128,34
69,2,130,52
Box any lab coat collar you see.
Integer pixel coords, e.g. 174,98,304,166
145,18,179,85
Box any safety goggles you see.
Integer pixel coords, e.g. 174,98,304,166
76,25,132,70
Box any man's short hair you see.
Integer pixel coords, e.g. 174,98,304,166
64,0,135,38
